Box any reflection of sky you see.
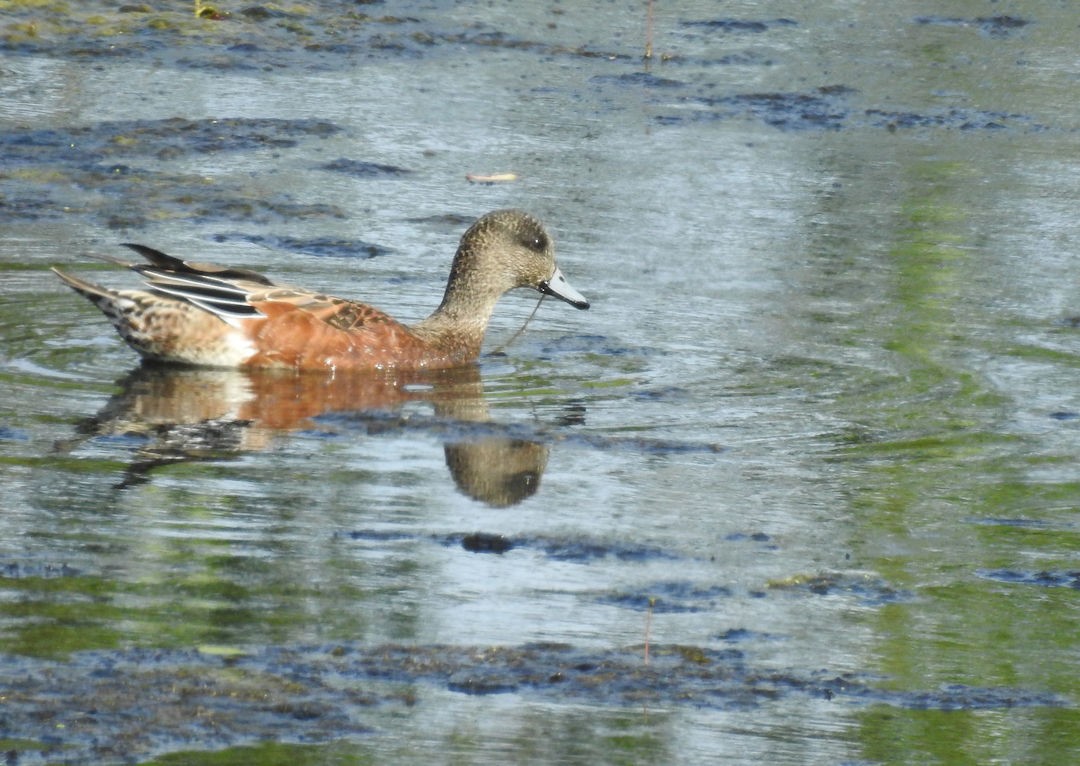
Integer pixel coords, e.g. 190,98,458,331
0,55,83,122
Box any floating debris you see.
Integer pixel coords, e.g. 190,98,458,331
465,172,518,184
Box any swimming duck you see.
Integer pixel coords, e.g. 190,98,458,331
53,209,589,371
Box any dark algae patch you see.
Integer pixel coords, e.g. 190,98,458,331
212,233,393,259
0,117,340,167
0,642,1065,763
767,572,913,607
0,3,1045,138
0,118,345,228
651,86,1041,132
460,532,515,554
980,569,1080,589
913,15,1031,38
0,2,428,67
319,158,416,178
0,1,631,68
0,3,1051,238
346,530,681,562
679,18,798,34
597,581,733,613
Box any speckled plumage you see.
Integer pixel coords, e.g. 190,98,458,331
53,209,589,371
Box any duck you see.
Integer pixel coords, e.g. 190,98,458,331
52,209,590,371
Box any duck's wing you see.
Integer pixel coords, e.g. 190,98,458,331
123,244,275,285
245,287,400,332
124,244,399,332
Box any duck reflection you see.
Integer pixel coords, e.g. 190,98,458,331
66,363,549,506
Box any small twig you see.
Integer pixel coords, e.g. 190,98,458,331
644,596,655,665
492,294,545,354
644,0,655,60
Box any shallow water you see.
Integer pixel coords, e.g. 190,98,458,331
3,1,1080,763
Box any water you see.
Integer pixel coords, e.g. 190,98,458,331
2,1,1080,763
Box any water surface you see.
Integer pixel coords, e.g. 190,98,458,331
2,1,1080,763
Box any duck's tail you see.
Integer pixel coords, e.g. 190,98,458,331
52,267,128,309
53,265,147,340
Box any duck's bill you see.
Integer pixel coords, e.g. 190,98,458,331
539,266,590,310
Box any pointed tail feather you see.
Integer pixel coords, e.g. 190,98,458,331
52,267,121,304
52,266,145,350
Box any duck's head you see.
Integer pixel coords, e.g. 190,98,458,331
457,209,590,310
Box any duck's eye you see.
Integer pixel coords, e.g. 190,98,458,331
521,232,548,251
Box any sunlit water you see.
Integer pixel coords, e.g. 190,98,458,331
2,1,1080,763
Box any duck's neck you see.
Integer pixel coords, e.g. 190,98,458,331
410,260,501,361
